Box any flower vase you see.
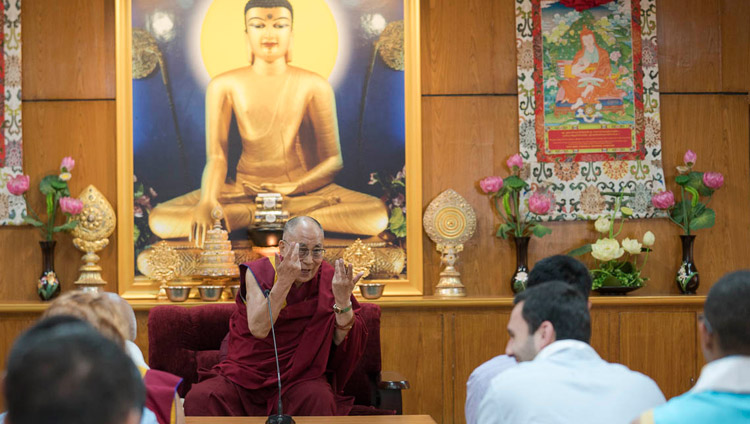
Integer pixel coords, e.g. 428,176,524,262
511,236,530,294
38,240,61,301
676,235,699,294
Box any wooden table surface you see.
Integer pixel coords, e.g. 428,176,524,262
186,416,436,424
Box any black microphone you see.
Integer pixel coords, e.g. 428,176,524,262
264,289,295,424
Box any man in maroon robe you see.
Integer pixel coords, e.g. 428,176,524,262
184,216,367,416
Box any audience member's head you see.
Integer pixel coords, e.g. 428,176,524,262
527,255,592,298
506,281,591,362
104,291,138,341
3,316,145,424
43,291,129,348
700,271,750,362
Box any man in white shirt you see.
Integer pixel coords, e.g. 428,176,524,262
465,255,592,424
477,281,665,424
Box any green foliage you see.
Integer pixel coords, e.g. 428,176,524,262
531,224,552,238
504,176,527,190
568,244,592,257
388,207,407,238
689,208,715,231
591,260,646,290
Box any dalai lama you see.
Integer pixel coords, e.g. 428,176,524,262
184,216,367,416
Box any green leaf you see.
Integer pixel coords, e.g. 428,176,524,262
39,175,58,196
134,183,144,199
675,175,690,186
502,192,513,216
670,200,691,223
531,224,552,238
50,178,67,190
620,207,634,217
504,176,527,190
23,216,45,227
496,223,513,239
568,244,592,257
685,186,700,208
134,226,141,243
689,208,715,231
53,220,78,233
388,208,407,238
687,171,714,197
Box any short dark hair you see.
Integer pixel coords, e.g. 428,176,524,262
528,255,592,298
244,0,293,21
5,317,146,424
514,281,591,343
704,271,750,355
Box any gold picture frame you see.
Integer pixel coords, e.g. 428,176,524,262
115,0,423,298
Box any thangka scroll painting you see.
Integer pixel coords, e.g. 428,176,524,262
516,0,664,220
0,0,22,225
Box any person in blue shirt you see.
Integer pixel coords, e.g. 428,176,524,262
634,270,750,424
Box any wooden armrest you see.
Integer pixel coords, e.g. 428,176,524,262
378,370,410,390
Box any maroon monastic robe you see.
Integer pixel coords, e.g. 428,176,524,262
185,257,368,416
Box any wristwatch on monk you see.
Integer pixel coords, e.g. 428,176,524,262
332,302,352,314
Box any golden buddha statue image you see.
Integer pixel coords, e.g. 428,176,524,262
147,0,389,246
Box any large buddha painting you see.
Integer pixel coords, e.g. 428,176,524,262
116,0,423,297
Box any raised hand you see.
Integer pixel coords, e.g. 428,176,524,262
189,200,226,248
274,242,302,286
332,259,364,305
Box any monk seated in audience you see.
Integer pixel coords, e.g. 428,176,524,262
1,316,146,424
634,270,750,423
184,216,368,416
477,281,665,424
43,291,185,424
466,255,592,424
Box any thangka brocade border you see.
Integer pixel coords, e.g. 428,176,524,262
515,0,664,221
0,0,23,225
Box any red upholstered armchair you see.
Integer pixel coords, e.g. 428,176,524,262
147,303,409,415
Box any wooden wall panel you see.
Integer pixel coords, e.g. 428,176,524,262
22,0,115,99
421,95,749,296
619,312,697,399
655,0,722,92
380,310,445,422
452,311,510,424
0,314,39,411
0,101,118,300
420,0,516,95
720,0,750,92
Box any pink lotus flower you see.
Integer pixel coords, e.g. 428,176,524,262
6,174,30,196
651,190,676,209
702,172,724,189
479,176,503,194
507,154,524,171
59,197,84,215
60,156,75,172
683,150,697,166
528,191,551,215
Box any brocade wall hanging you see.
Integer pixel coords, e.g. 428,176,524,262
516,0,664,220
0,0,22,225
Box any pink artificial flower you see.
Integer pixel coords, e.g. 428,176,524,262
6,174,30,196
683,150,697,166
59,197,84,215
134,205,144,218
702,172,724,189
528,191,551,215
479,176,503,194
368,172,378,185
506,154,524,171
60,156,75,172
651,190,676,209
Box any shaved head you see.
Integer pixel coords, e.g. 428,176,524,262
282,216,324,240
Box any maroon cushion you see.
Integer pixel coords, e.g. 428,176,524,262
148,302,382,404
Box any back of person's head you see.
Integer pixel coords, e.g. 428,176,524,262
104,292,138,341
527,255,592,298
43,290,129,348
514,280,591,343
4,316,145,424
704,271,750,356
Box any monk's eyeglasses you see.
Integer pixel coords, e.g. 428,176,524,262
298,247,326,259
698,313,713,334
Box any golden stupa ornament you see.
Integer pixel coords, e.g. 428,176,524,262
423,189,477,297
342,238,376,279
72,185,116,292
198,207,239,282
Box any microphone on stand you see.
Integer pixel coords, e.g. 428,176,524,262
264,289,295,424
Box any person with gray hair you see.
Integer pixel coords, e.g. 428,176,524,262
185,216,369,417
